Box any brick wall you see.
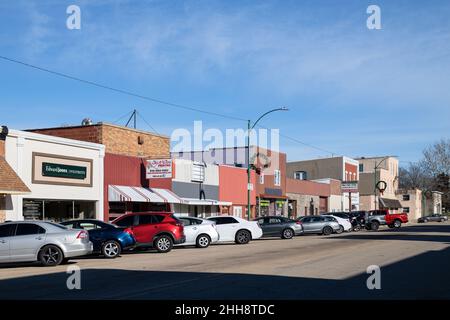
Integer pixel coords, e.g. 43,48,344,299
31,125,102,144
0,140,5,222
29,123,170,158
0,140,4,157
102,125,169,158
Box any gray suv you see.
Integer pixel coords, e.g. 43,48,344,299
297,216,340,235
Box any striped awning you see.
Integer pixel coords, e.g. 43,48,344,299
108,185,181,203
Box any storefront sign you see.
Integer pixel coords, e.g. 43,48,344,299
32,153,93,187
342,181,358,193
146,159,172,179
259,200,270,207
42,162,87,180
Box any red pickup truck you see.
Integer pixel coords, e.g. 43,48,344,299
367,210,409,230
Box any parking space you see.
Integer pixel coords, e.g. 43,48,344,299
1,222,450,299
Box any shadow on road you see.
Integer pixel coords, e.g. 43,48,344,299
327,223,450,244
1,245,450,300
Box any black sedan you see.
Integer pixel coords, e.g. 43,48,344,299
253,216,304,239
418,214,448,223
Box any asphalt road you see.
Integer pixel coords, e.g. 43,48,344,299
1,222,450,299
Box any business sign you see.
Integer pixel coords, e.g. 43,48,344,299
32,153,93,187
342,181,358,193
146,159,172,179
42,162,87,180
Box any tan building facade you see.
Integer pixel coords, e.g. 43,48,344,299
397,189,422,222
286,156,359,211
357,156,401,212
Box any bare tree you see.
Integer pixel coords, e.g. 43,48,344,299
420,138,450,212
421,138,450,177
399,162,432,190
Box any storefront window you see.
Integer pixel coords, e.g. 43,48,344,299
23,199,95,222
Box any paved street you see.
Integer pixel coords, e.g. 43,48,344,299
1,222,450,299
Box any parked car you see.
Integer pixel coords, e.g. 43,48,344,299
322,214,352,233
348,211,367,231
60,219,136,258
253,216,303,239
296,216,340,235
0,221,92,266
327,212,350,221
418,214,448,223
366,210,409,230
112,212,185,253
176,217,219,248
207,216,263,244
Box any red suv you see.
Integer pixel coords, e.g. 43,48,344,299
112,212,185,253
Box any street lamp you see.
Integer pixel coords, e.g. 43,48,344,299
374,156,389,210
246,107,289,220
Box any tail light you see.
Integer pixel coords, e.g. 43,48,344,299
296,221,302,225
76,231,88,239
124,228,134,236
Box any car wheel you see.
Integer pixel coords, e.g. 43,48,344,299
154,235,173,253
393,220,402,229
353,224,361,232
424,218,428,223
235,230,251,244
102,240,121,258
39,245,64,266
370,221,380,231
336,225,344,234
196,234,211,248
440,218,445,222
322,226,333,236
281,228,294,239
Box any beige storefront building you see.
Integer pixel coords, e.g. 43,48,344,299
357,156,402,212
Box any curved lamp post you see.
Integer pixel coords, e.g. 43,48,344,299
374,156,389,210
247,107,289,220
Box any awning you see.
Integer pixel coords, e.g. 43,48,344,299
108,185,181,203
180,198,232,206
0,157,30,195
379,198,403,209
260,194,288,200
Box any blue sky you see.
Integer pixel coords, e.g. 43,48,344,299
1,0,449,164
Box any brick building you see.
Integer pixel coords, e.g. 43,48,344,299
29,122,170,221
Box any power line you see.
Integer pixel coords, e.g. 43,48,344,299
1,55,336,157
111,110,134,125
0,55,247,122
255,124,337,156
136,111,160,136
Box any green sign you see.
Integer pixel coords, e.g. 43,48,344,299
276,200,285,208
42,162,87,180
259,200,270,207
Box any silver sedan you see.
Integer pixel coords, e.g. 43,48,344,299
0,221,93,266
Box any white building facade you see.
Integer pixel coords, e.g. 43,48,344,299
4,130,105,222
